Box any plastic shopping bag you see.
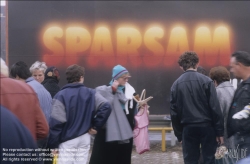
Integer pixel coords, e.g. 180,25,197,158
133,105,150,154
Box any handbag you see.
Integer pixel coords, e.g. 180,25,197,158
133,105,150,154
133,89,152,154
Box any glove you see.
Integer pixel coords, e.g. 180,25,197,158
233,105,250,119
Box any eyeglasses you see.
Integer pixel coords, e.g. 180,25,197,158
120,76,131,81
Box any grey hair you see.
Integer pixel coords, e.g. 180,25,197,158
29,61,47,74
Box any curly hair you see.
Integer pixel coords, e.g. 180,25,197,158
209,66,230,85
66,64,85,83
178,51,199,71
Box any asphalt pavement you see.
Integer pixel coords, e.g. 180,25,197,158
88,132,184,164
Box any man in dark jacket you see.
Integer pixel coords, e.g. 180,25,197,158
227,51,250,158
48,64,111,164
170,51,224,164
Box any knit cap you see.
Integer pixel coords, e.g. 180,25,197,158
112,65,129,80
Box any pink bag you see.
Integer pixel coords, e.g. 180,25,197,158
133,105,150,154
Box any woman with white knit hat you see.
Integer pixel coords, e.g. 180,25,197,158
89,65,138,164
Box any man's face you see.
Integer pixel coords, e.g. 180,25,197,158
230,57,242,79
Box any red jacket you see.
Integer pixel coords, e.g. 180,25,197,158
0,74,49,140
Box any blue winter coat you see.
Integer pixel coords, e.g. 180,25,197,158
48,83,111,149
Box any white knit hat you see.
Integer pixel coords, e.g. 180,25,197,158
1,58,9,76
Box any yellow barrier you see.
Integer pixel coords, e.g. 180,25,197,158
148,127,173,152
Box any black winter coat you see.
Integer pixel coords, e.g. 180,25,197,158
42,78,60,98
227,77,250,138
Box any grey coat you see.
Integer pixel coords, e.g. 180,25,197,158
216,81,235,141
95,85,133,142
216,81,236,164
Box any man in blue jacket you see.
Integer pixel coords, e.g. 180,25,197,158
48,64,111,164
170,51,224,164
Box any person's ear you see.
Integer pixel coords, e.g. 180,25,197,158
79,76,84,83
195,63,199,69
179,66,184,71
214,80,218,87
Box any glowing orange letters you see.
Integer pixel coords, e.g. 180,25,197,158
194,26,230,66
42,25,231,68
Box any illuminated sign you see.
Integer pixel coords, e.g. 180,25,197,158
42,25,231,68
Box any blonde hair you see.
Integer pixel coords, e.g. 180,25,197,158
0,58,9,76
30,61,47,74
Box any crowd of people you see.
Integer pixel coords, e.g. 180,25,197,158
170,51,250,164
0,50,250,164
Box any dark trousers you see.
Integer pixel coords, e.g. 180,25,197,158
89,128,133,164
182,125,217,164
37,137,53,164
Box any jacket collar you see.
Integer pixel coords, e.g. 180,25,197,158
42,78,59,85
216,81,233,88
184,70,196,73
61,83,84,90
242,76,250,84
25,77,35,83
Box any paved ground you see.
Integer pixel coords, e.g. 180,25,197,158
88,132,184,164
130,141,184,164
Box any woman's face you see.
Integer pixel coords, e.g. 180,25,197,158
32,69,45,83
117,74,130,86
